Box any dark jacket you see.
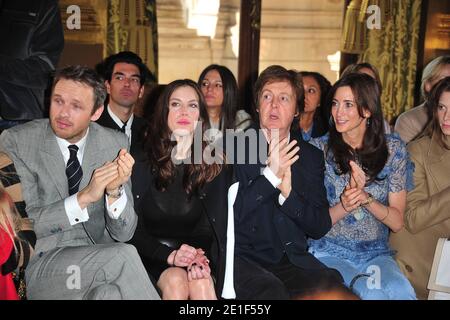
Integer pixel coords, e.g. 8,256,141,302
291,113,328,141
0,0,64,120
95,110,148,201
233,126,331,269
95,109,148,157
130,148,233,296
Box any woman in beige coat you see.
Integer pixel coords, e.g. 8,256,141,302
390,76,450,299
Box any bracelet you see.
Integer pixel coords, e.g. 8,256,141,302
380,206,390,221
105,185,123,199
360,193,374,207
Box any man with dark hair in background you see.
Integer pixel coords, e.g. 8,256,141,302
96,51,151,204
96,51,150,155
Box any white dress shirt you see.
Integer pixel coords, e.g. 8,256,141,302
262,133,291,205
107,105,134,143
56,128,128,225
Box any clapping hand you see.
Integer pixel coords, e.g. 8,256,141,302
340,186,366,213
340,160,368,212
267,137,299,179
278,166,293,198
349,160,366,190
106,148,135,192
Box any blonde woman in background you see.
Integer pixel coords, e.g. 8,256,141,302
0,151,36,300
395,55,450,143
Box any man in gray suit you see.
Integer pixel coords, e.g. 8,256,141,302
0,65,160,300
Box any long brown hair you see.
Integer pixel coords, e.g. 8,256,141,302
425,76,450,150
328,73,388,183
198,64,240,131
145,79,222,196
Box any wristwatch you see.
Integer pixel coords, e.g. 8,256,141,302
105,185,124,199
361,192,374,207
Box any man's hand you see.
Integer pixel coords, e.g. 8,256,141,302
77,161,119,209
278,166,293,199
267,137,299,179
106,149,135,193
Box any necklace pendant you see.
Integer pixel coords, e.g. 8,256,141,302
353,207,365,220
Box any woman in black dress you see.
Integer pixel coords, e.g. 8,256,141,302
130,79,229,300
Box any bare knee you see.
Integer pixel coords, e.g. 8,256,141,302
158,267,189,300
188,278,217,300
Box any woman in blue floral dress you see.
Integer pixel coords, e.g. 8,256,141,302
309,73,416,299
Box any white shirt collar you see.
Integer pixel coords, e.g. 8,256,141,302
55,127,89,165
107,105,134,141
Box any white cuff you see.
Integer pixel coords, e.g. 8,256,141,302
278,193,287,206
221,182,239,299
263,166,282,188
105,191,127,219
65,194,89,225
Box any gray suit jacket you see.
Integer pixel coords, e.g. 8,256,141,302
0,120,138,262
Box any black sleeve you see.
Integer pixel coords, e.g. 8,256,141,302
0,0,64,88
128,213,174,266
278,147,331,239
233,164,280,225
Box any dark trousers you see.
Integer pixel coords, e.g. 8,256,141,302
234,255,344,300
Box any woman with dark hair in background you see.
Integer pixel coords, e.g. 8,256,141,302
198,64,252,143
293,71,331,141
390,77,450,299
130,79,231,300
309,73,416,299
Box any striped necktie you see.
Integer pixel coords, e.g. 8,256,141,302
66,145,83,195
120,121,127,133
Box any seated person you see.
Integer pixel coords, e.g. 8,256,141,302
233,65,345,299
309,73,416,299
341,62,391,134
390,77,450,299
395,55,450,143
0,65,160,300
95,51,149,157
291,71,331,141
198,64,252,144
130,79,233,300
